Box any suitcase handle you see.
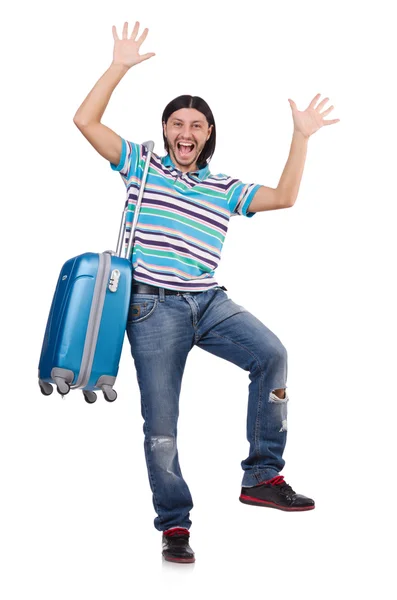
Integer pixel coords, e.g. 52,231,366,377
115,140,155,259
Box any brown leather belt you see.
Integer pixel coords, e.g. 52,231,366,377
131,281,227,295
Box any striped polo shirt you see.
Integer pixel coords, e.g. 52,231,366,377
110,138,261,292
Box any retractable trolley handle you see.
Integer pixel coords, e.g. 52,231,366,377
115,140,155,259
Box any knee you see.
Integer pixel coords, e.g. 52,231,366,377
146,435,177,472
268,342,288,370
149,435,175,452
253,341,287,384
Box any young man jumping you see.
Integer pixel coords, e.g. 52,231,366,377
73,20,339,564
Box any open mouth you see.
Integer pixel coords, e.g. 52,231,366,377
177,142,195,157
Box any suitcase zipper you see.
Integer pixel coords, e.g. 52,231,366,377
72,252,111,389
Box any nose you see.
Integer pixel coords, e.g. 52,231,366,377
179,124,194,139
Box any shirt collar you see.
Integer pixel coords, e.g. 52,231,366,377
161,153,210,181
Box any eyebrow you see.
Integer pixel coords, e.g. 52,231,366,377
172,118,205,124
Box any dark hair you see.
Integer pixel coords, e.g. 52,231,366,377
162,95,216,169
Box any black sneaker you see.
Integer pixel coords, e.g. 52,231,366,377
239,475,315,511
162,527,195,563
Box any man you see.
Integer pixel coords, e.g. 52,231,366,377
73,21,339,564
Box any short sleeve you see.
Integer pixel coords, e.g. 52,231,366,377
226,179,261,218
109,138,141,186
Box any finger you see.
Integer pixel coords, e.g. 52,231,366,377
137,28,149,47
122,21,128,39
323,119,340,125
112,25,119,41
139,52,156,62
317,97,329,111
320,105,334,117
308,93,321,109
130,21,140,40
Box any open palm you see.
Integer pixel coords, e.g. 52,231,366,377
288,94,340,138
112,21,155,69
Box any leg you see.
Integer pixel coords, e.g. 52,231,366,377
126,291,195,531
195,304,289,487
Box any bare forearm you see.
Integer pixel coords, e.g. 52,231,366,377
277,131,309,206
73,63,130,125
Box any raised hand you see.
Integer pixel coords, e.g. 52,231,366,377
112,21,155,69
288,94,340,139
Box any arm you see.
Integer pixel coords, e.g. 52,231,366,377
73,21,155,166
73,63,130,165
248,131,308,213
248,93,340,213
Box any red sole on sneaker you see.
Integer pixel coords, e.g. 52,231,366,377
163,554,195,563
239,495,315,511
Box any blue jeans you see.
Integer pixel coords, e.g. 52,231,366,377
126,285,289,531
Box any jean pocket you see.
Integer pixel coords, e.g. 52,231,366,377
127,297,158,324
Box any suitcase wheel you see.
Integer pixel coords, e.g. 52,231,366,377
39,380,53,396
83,391,97,404
102,386,117,402
55,380,70,397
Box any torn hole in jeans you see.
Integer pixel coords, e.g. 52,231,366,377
269,389,289,432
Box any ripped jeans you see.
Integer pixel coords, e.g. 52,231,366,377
126,285,289,531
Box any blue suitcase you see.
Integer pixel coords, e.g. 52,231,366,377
38,140,154,404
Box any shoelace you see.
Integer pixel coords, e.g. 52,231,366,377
265,475,296,499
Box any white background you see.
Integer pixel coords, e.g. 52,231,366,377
1,0,396,597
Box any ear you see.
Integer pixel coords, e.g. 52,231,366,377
207,124,213,141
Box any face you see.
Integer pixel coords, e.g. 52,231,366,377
163,108,213,173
